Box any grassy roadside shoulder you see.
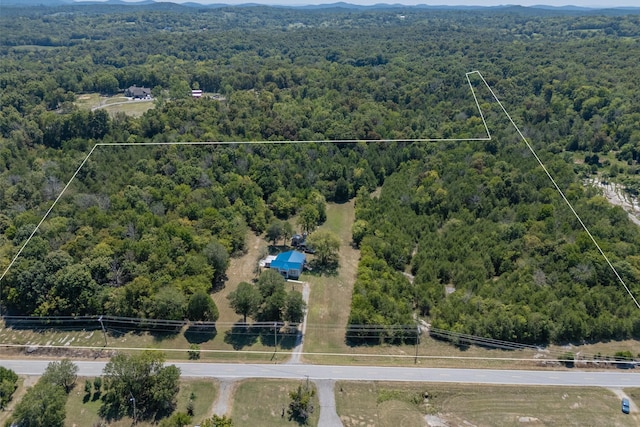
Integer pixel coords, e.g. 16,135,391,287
230,379,319,427
335,381,637,427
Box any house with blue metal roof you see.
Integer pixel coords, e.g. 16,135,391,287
270,250,306,279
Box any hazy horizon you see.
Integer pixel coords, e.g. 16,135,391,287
70,0,640,8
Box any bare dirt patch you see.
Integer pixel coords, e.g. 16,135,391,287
587,178,640,225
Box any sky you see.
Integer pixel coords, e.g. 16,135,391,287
93,0,640,8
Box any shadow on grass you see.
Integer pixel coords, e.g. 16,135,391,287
345,325,419,348
184,324,217,344
224,322,260,350
305,259,338,277
150,327,183,343
258,325,298,350
223,322,299,350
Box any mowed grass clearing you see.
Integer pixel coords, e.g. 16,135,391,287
230,379,319,427
336,381,637,427
303,201,359,360
75,93,154,117
64,377,218,427
101,99,154,117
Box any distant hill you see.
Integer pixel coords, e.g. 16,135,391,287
1,0,639,13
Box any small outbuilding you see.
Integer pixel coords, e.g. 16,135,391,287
270,250,306,279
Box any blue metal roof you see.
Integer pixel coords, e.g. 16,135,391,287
270,250,306,271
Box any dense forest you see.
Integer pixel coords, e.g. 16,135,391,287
1,3,640,345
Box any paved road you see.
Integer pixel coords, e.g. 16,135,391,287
2,359,639,388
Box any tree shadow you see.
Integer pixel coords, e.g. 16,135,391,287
276,326,299,350
257,324,298,350
223,322,259,350
345,325,419,347
150,327,183,343
268,245,289,255
211,273,229,292
184,324,217,344
306,259,338,277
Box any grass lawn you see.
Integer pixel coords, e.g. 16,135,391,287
101,100,154,117
303,201,359,360
336,381,637,427
65,377,218,427
75,93,154,117
626,387,640,401
230,379,319,427
212,233,266,325
76,93,101,110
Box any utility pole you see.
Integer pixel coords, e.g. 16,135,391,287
414,325,421,364
274,322,278,356
129,392,136,425
98,315,107,347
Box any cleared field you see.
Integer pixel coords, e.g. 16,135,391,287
303,201,359,360
75,93,101,110
64,377,218,427
336,381,637,427
100,99,154,117
75,93,154,117
230,379,319,427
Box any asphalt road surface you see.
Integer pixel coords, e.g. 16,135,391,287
1,359,639,388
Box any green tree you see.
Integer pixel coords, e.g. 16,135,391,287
288,384,315,425
146,286,186,321
188,344,201,360
0,366,18,409
256,270,287,322
159,412,191,427
9,382,66,427
256,269,286,298
201,414,234,427
266,220,284,246
285,290,306,324
334,177,350,202
306,230,340,267
203,240,230,286
187,290,219,321
297,204,319,234
93,376,102,392
100,350,180,420
227,281,262,322
282,221,294,247
41,359,78,393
